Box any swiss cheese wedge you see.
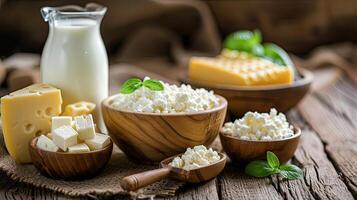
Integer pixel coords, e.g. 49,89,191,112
189,52,294,86
1,83,62,163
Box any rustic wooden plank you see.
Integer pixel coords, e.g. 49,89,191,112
298,75,357,197
219,166,283,200
279,110,354,200
159,178,219,200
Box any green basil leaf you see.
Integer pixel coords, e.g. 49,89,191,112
223,30,262,53
267,151,280,169
245,160,278,178
263,43,294,67
120,78,143,94
279,164,303,180
252,43,264,57
143,79,164,91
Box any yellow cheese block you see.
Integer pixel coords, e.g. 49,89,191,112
189,52,294,86
62,101,96,117
1,83,62,163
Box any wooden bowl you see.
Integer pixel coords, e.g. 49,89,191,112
102,95,227,163
188,68,313,117
121,152,227,191
29,137,113,180
220,127,301,164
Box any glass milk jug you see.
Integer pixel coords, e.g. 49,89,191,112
40,3,108,131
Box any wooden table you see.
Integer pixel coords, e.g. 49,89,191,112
0,66,356,200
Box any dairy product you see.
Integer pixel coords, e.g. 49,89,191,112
74,114,96,140
62,101,96,116
41,18,108,131
222,108,294,140
111,78,220,113
85,133,111,150
1,83,62,163
169,145,220,170
189,51,293,86
36,135,59,152
68,143,90,153
52,125,78,151
52,116,72,132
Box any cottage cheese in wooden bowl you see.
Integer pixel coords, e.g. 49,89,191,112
220,108,301,164
102,78,228,163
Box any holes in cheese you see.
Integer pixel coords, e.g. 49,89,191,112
62,101,96,117
1,83,62,163
24,123,35,134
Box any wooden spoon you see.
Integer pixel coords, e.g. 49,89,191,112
121,152,226,191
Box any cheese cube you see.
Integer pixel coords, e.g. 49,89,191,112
52,125,78,151
74,114,95,140
189,53,294,86
85,133,111,150
68,143,90,153
62,101,96,117
52,116,72,132
36,135,58,152
1,83,62,163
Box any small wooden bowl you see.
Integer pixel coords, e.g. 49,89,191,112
189,68,313,117
102,95,227,163
220,127,301,164
121,152,227,191
29,137,113,180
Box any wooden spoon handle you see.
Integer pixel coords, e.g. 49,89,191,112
121,167,171,191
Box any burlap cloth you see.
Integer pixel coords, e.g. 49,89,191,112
0,123,185,198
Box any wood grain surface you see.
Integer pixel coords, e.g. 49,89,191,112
29,137,113,180
0,64,356,199
102,95,227,163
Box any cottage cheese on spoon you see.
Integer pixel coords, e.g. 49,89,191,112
169,145,220,170
111,77,220,113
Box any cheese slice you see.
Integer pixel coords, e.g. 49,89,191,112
189,52,294,86
62,101,96,116
1,83,62,163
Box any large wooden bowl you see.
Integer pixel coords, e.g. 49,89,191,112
29,137,113,180
220,127,301,164
189,68,313,117
102,95,227,163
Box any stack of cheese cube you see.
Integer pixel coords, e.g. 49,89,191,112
36,114,110,153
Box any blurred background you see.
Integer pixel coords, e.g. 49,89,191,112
0,0,356,94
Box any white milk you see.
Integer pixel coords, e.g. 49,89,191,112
41,18,108,131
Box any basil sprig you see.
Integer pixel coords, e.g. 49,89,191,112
245,151,303,180
223,30,294,67
120,78,164,94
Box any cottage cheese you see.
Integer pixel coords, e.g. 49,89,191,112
169,145,220,170
111,77,220,113
222,108,294,140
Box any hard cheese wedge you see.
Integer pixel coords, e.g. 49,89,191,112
189,52,294,86
1,83,62,163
